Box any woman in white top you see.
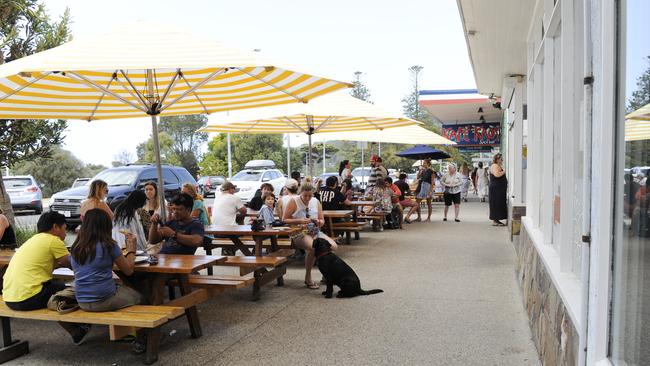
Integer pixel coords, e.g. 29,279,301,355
338,160,353,184
283,181,338,289
440,164,463,222
111,190,148,252
275,178,300,217
476,162,489,202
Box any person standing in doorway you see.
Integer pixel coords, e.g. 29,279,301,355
460,162,471,202
476,162,489,202
489,153,508,226
441,164,463,222
415,159,435,221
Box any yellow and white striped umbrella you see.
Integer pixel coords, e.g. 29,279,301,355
625,103,650,141
201,92,419,134
0,21,351,120
0,21,351,219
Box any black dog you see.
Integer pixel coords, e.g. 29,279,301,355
313,238,383,298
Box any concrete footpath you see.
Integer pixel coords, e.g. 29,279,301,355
6,200,539,366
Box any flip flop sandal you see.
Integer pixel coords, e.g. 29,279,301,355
305,281,320,289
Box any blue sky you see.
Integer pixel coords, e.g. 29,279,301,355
43,0,476,166
625,0,650,104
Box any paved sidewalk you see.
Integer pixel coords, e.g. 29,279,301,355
6,201,539,366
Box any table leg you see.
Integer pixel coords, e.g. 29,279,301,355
0,317,28,364
177,275,202,338
253,236,263,257
270,236,278,253
231,237,253,256
327,217,334,237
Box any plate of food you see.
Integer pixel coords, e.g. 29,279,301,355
134,255,150,264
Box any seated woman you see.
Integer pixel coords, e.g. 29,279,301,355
71,208,142,311
80,179,113,221
70,208,146,351
112,190,149,252
282,181,337,289
0,208,16,248
181,183,210,227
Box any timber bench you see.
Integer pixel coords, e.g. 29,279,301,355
203,237,293,274
330,221,365,243
356,212,387,231
0,298,183,364
221,256,288,301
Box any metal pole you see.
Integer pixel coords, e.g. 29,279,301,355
361,143,365,186
286,134,291,175
378,142,381,156
322,140,326,174
227,133,232,179
146,69,167,222
308,133,313,178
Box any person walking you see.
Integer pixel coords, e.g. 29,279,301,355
476,162,489,202
489,153,508,226
415,159,435,221
460,162,470,202
441,164,463,222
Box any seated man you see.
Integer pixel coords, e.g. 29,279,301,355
211,181,247,226
2,211,90,344
384,177,403,228
394,173,421,223
149,193,204,255
319,175,352,211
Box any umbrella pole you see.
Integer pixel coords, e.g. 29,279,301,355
150,114,167,222
308,133,313,178
323,140,326,174
287,134,291,175
227,133,232,179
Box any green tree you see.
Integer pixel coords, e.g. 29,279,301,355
0,1,72,224
351,71,371,102
300,142,339,172
136,115,208,177
199,134,303,176
13,146,86,197
84,163,107,177
627,56,650,113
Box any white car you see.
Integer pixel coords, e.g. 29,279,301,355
231,168,286,203
352,167,372,191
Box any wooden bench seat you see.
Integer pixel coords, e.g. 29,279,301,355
187,274,255,296
219,256,288,301
0,298,182,364
330,222,365,243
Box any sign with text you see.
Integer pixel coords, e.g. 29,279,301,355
441,123,501,146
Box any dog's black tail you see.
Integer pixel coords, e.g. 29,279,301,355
359,289,384,296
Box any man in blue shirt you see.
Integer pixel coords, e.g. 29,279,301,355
149,193,204,255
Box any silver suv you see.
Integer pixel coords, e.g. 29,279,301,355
4,175,43,214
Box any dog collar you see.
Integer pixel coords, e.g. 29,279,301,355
316,251,330,259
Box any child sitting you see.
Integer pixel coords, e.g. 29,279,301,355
258,192,276,226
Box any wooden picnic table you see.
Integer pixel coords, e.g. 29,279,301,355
204,225,299,257
322,210,354,237
0,250,225,340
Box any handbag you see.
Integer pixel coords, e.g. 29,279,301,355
47,286,79,314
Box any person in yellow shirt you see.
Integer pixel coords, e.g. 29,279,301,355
2,211,91,345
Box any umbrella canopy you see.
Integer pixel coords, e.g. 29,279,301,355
396,145,451,160
200,92,421,174
625,103,650,141
0,21,351,218
311,124,454,145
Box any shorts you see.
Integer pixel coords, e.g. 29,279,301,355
399,199,418,208
443,192,461,206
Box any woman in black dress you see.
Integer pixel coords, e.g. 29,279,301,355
489,153,508,226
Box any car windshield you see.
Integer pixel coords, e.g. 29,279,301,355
72,179,89,188
231,171,262,181
5,178,31,188
352,168,371,177
93,170,138,186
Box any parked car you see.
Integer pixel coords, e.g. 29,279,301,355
351,167,372,190
71,178,91,188
317,172,361,191
50,164,196,226
4,175,43,214
198,175,225,197
231,167,286,203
